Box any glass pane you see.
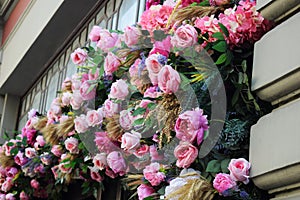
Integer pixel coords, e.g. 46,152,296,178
118,0,138,30
45,71,59,111
32,91,41,111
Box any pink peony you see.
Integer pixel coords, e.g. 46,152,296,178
74,114,89,133
51,145,63,157
21,128,36,145
137,184,155,200
97,29,119,52
86,109,104,127
157,65,181,94
89,25,102,42
175,107,208,145
93,153,107,170
228,158,251,184
121,131,141,152
25,147,37,158
139,5,173,33
107,151,127,176
174,142,198,168
80,80,96,100
213,173,237,195
30,179,40,189
109,79,129,100
194,15,220,46
143,162,165,186
20,191,29,200
65,137,79,154
104,52,122,75
70,48,88,65
124,26,141,47
103,99,120,118
171,24,198,48
119,110,133,130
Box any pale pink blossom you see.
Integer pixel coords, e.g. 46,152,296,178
51,145,63,157
97,29,119,52
71,48,88,65
94,132,117,153
25,148,37,158
20,191,29,200
146,54,164,85
121,131,141,152
119,110,133,130
109,79,129,100
86,109,104,127
171,24,198,48
61,92,72,106
65,137,79,154
228,158,251,184
1,178,13,192
134,145,150,158
89,26,102,42
74,114,89,133
70,90,83,110
107,151,127,176
103,99,120,118
93,153,107,170
90,167,103,182
80,80,96,100
137,184,155,200
30,179,40,189
174,142,198,168
157,65,181,94
143,162,165,186
104,52,122,75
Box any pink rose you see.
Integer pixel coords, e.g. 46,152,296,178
134,145,150,158
174,142,198,168
25,147,37,158
93,153,107,170
209,0,230,6
51,145,63,157
74,114,89,133
65,137,79,154
124,26,141,47
80,80,96,100
71,48,88,65
94,132,117,153
228,158,251,184
51,166,59,179
6,167,18,178
109,79,129,100
86,109,104,127
157,65,181,94
107,151,127,176
21,128,36,145
97,29,119,52
41,153,51,165
137,184,155,200
90,167,103,182
144,86,162,99
71,75,81,91
171,24,198,48
20,191,29,200
61,92,72,106
146,54,164,85
121,131,141,152
1,178,13,192
70,90,83,110
30,179,40,189
146,0,160,10
89,26,102,42
25,117,38,129
35,135,45,147
103,99,120,118
5,193,15,200
119,110,133,130
175,107,208,145
14,151,27,166
143,162,165,186
150,36,172,57
59,154,72,174
213,173,237,195
104,52,122,75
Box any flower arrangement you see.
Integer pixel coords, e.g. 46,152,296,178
0,0,273,199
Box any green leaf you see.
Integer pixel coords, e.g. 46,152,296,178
179,73,191,91
212,32,225,40
147,102,156,110
241,60,247,72
86,84,96,94
198,0,210,6
153,30,168,41
132,107,147,117
133,118,144,126
238,72,243,84
99,65,105,78
10,148,18,156
206,160,221,173
231,88,240,106
218,22,229,37
141,30,150,36
215,53,227,65
78,142,85,150
143,197,154,200
221,159,231,173
157,186,166,195
7,142,14,146
212,41,227,52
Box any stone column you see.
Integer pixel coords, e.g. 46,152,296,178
250,1,300,199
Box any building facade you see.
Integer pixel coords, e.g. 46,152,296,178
0,0,299,200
